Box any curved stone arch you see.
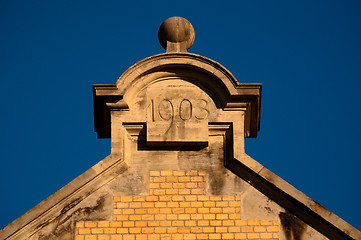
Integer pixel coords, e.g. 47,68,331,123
93,53,261,138
123,68,228,110
116,52,241,108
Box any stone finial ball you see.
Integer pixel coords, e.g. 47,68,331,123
158,17,195,50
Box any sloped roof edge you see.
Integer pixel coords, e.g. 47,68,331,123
227,155,361,240
0,155,128,239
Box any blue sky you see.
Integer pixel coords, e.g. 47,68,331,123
1,0,361,232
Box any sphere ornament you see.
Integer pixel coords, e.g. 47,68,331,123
158,17,195,52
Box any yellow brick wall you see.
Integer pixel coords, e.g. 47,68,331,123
75,170,279,240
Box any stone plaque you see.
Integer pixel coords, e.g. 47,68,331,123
146,83,209,146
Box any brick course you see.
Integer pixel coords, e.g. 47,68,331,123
75,170,279,240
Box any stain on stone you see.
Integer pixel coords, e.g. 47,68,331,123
61,197,82,214
264,199,274,214
208,168,227,195
34,219,52,231
36,195,107,239
66,195,106,221
280,211,306,240
38,223,72,240
265,206,272,213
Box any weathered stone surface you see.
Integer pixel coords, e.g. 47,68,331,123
146,81,209,145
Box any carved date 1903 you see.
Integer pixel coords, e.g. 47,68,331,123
149,99,209,122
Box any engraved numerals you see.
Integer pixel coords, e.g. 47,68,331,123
158,99,173,121
194,99,209,120
179,99,192,120
149,98,208,122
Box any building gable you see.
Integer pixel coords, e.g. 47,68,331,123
1,17,360,240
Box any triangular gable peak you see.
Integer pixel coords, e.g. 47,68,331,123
1,17,360,240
